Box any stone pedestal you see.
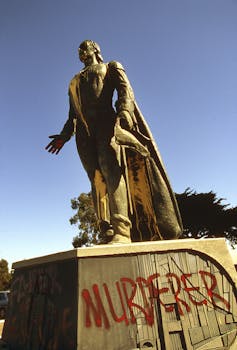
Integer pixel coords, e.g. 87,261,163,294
2,238,237,349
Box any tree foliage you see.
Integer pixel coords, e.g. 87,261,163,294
70,192,100,247
0,259,11,290
176,188,237,246
70,189,237,247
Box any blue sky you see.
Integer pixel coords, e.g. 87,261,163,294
1,0,236,267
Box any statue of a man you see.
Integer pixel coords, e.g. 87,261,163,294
46,40,183,243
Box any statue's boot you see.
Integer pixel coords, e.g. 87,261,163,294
98,221,114,244
110,214,131,244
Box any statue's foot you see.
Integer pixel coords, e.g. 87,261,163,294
110,234,131,244
98,228,114,244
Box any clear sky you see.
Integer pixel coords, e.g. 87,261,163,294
1,0,236,268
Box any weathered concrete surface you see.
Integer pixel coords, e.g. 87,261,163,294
2,238,237,349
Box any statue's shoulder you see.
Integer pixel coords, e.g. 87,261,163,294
108,61,125,71
68,73,80,95
69,73,80,88
70,73,80,83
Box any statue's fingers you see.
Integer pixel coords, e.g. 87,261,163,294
45,143,52,150
51,147,58,154
48,134,59,139
45,141,55,150
47,145,56,153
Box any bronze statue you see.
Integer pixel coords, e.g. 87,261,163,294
46,40,183,244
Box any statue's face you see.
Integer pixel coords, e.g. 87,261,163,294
78,41,96,63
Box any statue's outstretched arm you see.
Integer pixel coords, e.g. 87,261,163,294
46,97,76,155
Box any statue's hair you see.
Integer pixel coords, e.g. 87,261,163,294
79,40,104,63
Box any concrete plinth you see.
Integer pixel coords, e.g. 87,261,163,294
2,238,237,349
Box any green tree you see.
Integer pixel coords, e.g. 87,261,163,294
176,188,237,246
0,259,11,290
70,192,100,247
70,189,237,247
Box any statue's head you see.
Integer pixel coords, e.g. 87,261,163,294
78,40,103,64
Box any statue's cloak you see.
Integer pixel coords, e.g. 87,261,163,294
117,102,183,241
92,101,183,241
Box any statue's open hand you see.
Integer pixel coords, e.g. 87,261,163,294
45,135,65,154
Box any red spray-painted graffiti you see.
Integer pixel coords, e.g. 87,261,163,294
4,262,77,350
82,270,230,329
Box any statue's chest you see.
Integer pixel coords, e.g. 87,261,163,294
80,64,108,92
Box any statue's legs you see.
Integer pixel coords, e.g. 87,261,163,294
97,139,131,243
76,131,131,243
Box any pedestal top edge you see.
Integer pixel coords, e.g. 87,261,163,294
12,238,229,269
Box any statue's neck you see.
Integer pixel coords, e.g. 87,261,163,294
83,55,99,67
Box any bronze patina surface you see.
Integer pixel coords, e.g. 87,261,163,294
46,40,183,243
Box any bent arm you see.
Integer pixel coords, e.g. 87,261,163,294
109,62,135,112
